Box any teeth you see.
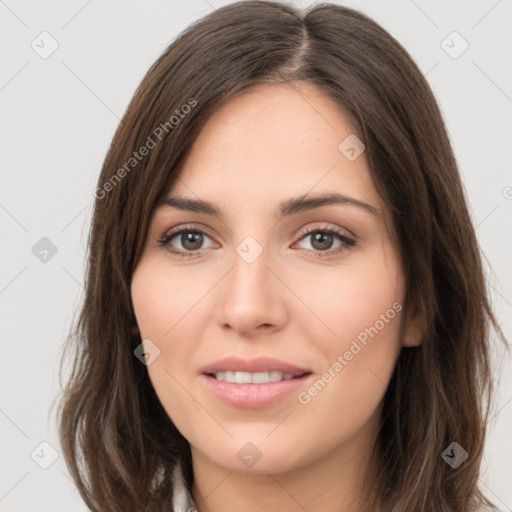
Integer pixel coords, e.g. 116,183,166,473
253,371,271,384
235,371,252,384
213,371,297,383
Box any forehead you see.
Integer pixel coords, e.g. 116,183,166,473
169,83,380,213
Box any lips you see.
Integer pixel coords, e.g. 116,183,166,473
200,356,313,408
200,356,311,376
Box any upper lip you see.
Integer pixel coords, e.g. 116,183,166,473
200,356,311,376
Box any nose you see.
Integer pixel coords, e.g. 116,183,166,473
215,241,288,337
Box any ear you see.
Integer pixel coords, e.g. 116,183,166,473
401,300,425,347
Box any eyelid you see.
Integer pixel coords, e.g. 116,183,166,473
294,222,356,243
291,224,356,256
157,223,217,250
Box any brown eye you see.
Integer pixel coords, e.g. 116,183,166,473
179,231,204,251
158,227,215,256
310,231,335,251
296,228,355,255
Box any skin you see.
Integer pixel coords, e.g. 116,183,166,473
131,82,423,512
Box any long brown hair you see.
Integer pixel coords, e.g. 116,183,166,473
57,2,506,510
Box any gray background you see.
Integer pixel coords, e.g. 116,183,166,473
1,0,511,510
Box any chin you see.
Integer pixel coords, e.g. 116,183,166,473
193,434,313,475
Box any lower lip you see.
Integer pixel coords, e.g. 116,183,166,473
201,374,312,409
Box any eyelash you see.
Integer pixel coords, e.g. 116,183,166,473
157,223,356,259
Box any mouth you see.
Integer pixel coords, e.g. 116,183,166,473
200,357,313,408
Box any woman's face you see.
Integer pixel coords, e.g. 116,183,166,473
131,83,421,475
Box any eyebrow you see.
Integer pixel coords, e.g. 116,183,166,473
157,192,378,218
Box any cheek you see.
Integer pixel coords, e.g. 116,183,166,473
131,258,188,384
131,256,208,343
298,250,404,351
130,256,213,413
292,250,404,432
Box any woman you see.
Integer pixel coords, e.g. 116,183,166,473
57,2,505,511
